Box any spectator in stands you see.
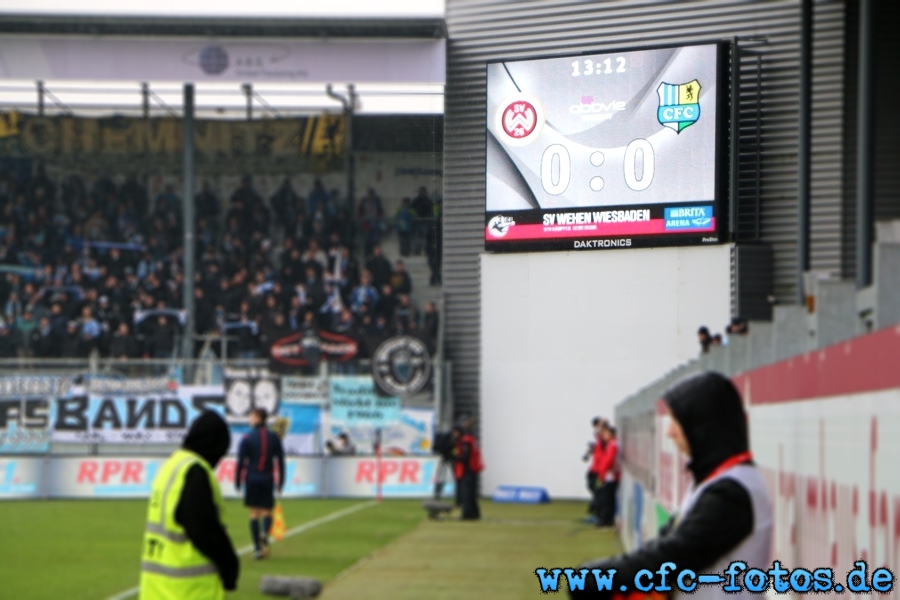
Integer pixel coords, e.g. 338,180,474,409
393,294,417,334
375,284,397,322
362,315,390,361
411,187,433,256
407,319,434,356
299,311,320,375
426,215,442,286
350,271,379,316
195,181,219,225
726,316,749,336
390,260,412,296
365,244,392,289
270,177,300,231
153,183,180,227
358,188,385,255
307,179,328,220
31,316,58,358
395,198,414,257
697,326,712,354
149,315,177,358
260,312,290,359
423,301,439,341
0,167,439,365
326,432,357,455
60,321,87,358
303,267,327,313
0,321,16,358
109,322,140,359
14,309,38,357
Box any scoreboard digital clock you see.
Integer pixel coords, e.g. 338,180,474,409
485,42,727,252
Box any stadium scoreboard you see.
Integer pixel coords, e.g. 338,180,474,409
485,42,727,252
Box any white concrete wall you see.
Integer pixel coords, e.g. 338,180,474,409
480,244,732,499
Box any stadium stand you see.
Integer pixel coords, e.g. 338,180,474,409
0,168,441,361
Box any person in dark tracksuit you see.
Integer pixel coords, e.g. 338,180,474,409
236,408,285,560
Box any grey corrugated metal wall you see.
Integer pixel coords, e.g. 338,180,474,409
444,0,850,421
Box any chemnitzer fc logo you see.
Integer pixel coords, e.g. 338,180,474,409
486,216,516,238
372,336,432,398
494,93,545,146
657,79,701,133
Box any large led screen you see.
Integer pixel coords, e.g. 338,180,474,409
485,43,727,252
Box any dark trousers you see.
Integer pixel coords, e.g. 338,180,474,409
459,471,480,520
597,480,619,526
586,472,598,513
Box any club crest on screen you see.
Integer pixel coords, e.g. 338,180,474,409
656,79,701,133
486,215,516,238
494,93,545,146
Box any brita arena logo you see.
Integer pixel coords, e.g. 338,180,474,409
486,215,516,238
494,93,545,146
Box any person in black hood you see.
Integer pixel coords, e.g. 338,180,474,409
569,372,772,599
175,411,240,591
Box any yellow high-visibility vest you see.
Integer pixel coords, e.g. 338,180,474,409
139,449,226,600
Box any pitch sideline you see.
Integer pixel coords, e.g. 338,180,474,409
106,500,378,600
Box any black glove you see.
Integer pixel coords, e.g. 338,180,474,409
658,514,677,537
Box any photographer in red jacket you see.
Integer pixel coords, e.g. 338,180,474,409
584,417,607,524
452,424,484,520
595,423,620,528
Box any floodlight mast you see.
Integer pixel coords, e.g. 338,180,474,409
326,83,357,214
181,83,195,361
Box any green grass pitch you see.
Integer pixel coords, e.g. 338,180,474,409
0,498,621,599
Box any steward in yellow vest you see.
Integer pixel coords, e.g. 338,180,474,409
140,411,239,599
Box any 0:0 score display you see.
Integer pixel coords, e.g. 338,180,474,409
539,139,655,196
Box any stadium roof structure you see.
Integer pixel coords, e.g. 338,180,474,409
0,15,446,39
0,1,446,117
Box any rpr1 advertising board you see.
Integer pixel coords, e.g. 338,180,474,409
13,456,449,499
485,42,727,252
45,457,323,499
325,456,450,498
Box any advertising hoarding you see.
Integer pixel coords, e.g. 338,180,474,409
329,376,401,428
325,456,450,498
46,457,322,499
0,458,44,499
0,376,71,454
38,456,446,499
321,407,434,456
485,42,726,252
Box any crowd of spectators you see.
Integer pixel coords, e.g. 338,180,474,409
697,316,748,354
0,165,441,361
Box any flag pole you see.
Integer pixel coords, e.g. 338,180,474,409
375,428,382,503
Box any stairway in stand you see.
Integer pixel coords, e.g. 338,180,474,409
371,231,443,313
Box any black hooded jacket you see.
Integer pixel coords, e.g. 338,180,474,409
569,372,755,598
174,411,239,591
